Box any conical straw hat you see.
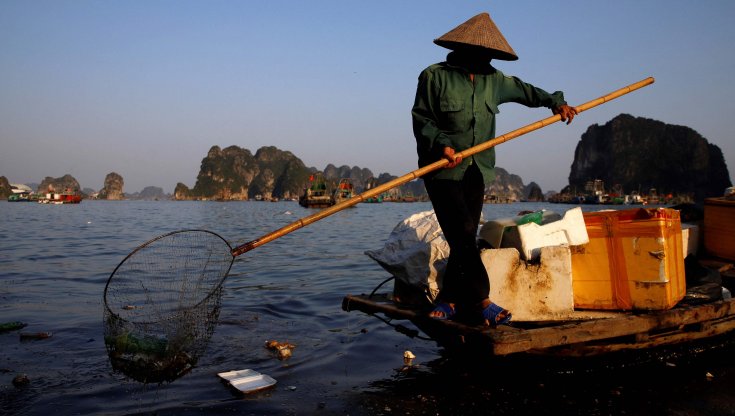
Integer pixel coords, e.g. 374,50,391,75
434,12,518,61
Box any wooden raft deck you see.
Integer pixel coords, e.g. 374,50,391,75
342,294,735,357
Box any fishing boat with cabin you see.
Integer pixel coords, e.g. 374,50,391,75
7,184,35,202
333,178,354,204
38,187,82,204
299,172,334,208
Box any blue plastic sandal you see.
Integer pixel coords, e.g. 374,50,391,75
429,302,456,320
481,302,512,326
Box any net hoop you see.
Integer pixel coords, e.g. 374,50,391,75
103,229,235,323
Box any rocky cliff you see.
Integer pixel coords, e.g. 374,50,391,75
38,174,81,194
0,176,11,198
250,146,311,200
99,172,124,200
363,166,533,201
524,182,545,202
174,182,192,200
132,186,167,200
175,145,541,201
568,114,731,201
323,164,375,190
485,167,526,201
179,145,310,200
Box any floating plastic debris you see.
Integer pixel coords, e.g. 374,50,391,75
0,322,27,333
20,332,52,340
403,350,416,366
12,374,30,388
218,369,277,394
265,340,296,360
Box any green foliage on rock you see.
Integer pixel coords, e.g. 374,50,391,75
98,172,124,200
178,144,555,202
188,145,312,200
38,174,82,194
174,183,192,200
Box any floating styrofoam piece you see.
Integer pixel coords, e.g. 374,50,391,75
516,207,589,261
218,369,277,393
218,369,258,381
229,374,277,392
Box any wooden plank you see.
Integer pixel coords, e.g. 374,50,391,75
490,299,735,355
537,314,735,357
342,294,522,335
342,294,416,320
343,294,735,357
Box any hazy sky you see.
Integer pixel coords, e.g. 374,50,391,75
1,1,733,194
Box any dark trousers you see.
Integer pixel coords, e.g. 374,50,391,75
424,163,489,307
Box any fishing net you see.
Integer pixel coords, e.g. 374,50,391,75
103,230,234,383
103,286,223,383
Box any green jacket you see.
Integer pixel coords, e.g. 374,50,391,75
411,60,567,183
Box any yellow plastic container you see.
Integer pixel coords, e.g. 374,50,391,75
571,208,686,310
704,197,735,261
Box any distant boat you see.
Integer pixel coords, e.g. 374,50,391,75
398,193,417,203
627,191,644,205
299,173,334,208
645,188,660,205
8,184,33,201
8,192,33,202
484,194,513,204
10,183,33,194
363,177,383,203
364,194,384,203
332,178,354,204
8,184,36,202
38,188,82,204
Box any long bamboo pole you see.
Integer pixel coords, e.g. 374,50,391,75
231,77,655,257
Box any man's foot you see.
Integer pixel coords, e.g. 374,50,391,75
428,302,456,320
478,298,512,326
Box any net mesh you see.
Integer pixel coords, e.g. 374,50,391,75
102,230,234,383
103,286,223,383
104,230,234,322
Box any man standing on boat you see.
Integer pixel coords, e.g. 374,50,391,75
411,12,577,325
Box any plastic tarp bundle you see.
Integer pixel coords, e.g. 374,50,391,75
365,210,448,303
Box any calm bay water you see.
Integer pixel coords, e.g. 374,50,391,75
2,200,735,415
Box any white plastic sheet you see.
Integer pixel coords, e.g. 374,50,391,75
365,210,448,302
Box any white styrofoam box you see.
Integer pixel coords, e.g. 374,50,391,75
681,223,699,257
482,246,574,321
516,207,589,261
479,210,562,250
